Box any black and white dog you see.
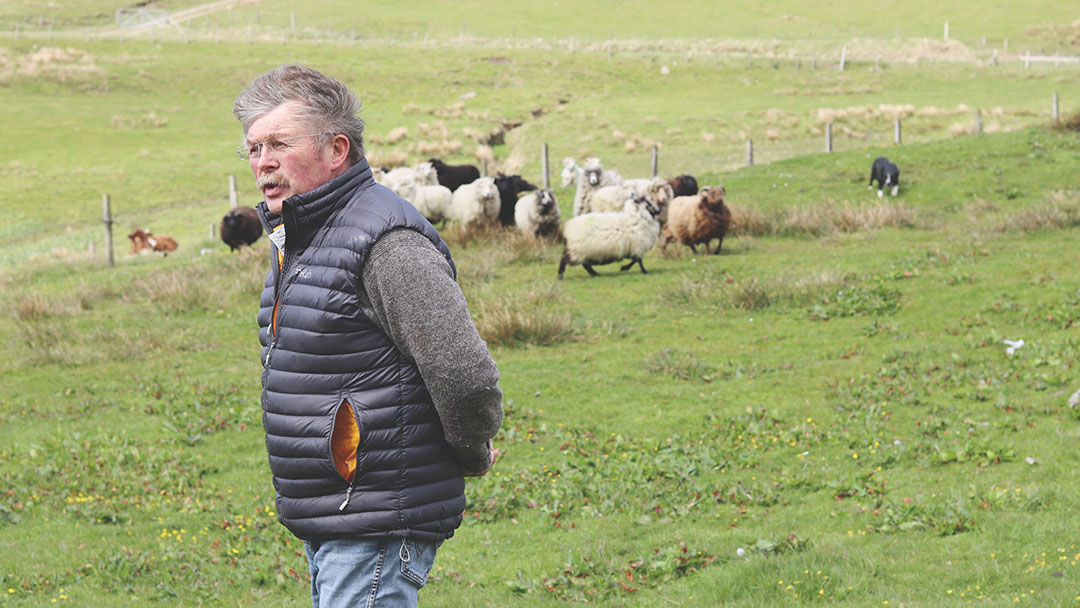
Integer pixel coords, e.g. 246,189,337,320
868,157,900,197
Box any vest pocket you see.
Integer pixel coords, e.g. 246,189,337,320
330,399,360,483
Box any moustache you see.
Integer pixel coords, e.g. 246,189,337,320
256,173,289,191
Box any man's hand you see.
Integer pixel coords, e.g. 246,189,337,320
464,439,500,477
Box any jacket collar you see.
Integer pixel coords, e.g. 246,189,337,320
256,158,374,244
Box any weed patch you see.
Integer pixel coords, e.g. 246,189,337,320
506,542,717,600
809,281,902,320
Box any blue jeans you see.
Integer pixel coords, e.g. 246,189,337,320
304,538,439,608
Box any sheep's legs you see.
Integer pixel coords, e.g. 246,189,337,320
711,238,724,255
620,258,647,274
557,255,569,280
583,263,600,276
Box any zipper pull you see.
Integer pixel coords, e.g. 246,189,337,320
264,338,277,366
338,485,354,511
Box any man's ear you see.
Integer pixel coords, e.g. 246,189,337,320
328,134,351,171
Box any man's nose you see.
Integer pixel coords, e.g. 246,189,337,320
253,151,278,173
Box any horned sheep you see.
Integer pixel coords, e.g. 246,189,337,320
662,186,731,255
558,194,661,279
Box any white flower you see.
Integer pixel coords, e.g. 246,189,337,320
1003,338,1025,356
736,547,745,557
1025,457,1036,465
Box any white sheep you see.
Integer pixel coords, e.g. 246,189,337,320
566,157,622,216
586,177,674,222
450,177,499,233
560,157,582,188
514,189,561,240
379,161,438,201
409,184,454,226
557,194,661,279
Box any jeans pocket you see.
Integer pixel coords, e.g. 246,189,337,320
399,539,438,588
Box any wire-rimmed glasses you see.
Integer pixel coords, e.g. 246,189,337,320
237,133,326,161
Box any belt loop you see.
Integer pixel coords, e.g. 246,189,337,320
399,538,410,563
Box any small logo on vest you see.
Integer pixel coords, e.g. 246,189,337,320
294,267,312,280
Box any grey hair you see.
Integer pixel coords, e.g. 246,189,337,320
233,64,365,163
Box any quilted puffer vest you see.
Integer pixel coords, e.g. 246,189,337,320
255,159,465,542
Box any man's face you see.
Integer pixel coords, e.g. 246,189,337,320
245,102,337,214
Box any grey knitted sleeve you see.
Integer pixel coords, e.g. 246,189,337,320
360,228,503,473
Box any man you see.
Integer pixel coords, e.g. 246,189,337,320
233,64,503,607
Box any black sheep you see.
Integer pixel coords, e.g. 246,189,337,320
429,157,480,193
868,157,900,197
494,173,538,227
220,206,263,251
667,174,699,197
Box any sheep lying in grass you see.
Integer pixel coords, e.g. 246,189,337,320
450,177,499,233
662,186,731,255
558,193,662,279
409,184,454,227
514,189,561,240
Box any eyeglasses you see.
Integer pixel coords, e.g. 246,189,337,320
237,133,326,161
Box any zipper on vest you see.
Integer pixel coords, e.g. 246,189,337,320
266,239,293,368
338,483,354,511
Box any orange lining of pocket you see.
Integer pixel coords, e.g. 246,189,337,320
332,400,359,482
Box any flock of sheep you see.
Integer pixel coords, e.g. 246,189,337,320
374,156,732,279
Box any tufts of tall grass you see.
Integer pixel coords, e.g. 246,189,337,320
471,284,575,348
729,202,923,238
992,199,1080,233
661,270,849,312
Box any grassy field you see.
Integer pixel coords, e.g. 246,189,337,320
3,2,1080,606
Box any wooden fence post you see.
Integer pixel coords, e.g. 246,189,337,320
746,139,754,166
102,194,115,268
290,11,296,29
1053,91,1059,121
838,46,847,71
541,143,550,189
650,144,658,178
1025,49,1031,69
894,118,902,144
976,108,983,133
481,159,487,177
229,175,238,207
944,21,949,41
825,123,833,152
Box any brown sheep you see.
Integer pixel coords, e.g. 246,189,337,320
661,186,731,255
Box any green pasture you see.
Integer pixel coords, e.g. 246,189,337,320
3,3,1080,606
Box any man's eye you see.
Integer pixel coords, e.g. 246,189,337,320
248,144,261,156
269,140,290,152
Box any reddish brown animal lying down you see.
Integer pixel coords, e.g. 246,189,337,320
128,228,178,256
